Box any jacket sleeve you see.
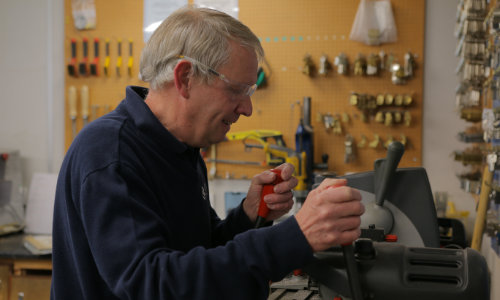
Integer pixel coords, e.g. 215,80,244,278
77,162,314,300
208,198,258,247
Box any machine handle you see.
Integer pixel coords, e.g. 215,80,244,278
375,141,404,207
342,243,364,300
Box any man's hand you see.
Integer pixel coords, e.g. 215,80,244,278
295,178,364,252
243,163,298,223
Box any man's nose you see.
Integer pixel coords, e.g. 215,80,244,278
236,95,252,117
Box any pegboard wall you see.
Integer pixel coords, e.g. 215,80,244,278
64,0,425,179
64,0,144,149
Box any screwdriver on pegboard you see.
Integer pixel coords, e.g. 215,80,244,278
68,86,78,140
90,38,99,76
79,37,89,76
67,38,77,77
116,39,122,77
127,39,134,77
103,38,110,76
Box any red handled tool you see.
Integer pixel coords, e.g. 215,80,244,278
79,37,89,76
90,38,99,76
255,169,283,228
67,38,77,77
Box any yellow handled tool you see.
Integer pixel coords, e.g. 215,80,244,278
68,86,78,140
81,85,89,127
127,39,134,77
116,39,122,77
104,38,110,76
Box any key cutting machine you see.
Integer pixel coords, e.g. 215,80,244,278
270,141,490,300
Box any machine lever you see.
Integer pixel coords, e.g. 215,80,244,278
342,243,364,300
374,141,404,207
364,141,404,234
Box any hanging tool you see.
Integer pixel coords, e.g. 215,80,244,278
224,130,307,201
255,169,283,228
104,38,110,76
68,86,78,140
318,54,332,76
91,105,99,121
90,38,99,76
67,38,78,77
344,134,355,163
127,39,134,77
302,53,315,77
334,52,349,75
79,37,89,76
81,85,90,127
116,39,122,77
226,130,286,166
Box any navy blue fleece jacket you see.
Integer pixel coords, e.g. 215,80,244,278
51,86,314,300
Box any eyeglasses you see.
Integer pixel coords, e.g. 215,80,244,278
178,55,257,97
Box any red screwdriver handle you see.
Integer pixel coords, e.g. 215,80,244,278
255,169,283,228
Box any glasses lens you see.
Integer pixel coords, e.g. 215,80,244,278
246,84,257,97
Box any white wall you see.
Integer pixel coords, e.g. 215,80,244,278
0,0,65,187
422,0,476,234
0,0,477,230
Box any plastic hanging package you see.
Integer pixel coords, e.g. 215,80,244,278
349,0,397,46
71,0,96,30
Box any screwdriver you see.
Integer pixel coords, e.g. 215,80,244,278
68,86,77,140
103,38,110,76
116,39,122,77
79,37,89,76
90,38,99,76
67,38,77,77
127,39,134,77
81,85,89,127
255,169,283,228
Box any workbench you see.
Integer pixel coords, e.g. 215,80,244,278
0,234,51,300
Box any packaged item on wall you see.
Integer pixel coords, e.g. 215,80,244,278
350,0,398,46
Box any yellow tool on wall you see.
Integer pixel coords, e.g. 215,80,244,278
127,39,134,77
116,39,122,77
226,130,286,166
226,130,308,195
104,39,110,76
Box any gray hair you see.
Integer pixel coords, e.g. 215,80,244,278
139,6,264,91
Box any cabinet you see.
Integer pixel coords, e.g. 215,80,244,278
3,259,52,300
0,235,51,300
0,265,10,300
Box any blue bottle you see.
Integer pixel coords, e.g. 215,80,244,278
295,97,314,188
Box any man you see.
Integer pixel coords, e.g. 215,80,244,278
51,6,364,300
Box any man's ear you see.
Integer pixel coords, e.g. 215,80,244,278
173,60,192,98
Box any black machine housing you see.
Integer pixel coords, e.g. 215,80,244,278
303,162,490,300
